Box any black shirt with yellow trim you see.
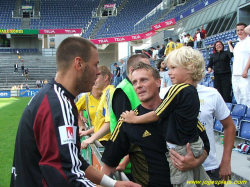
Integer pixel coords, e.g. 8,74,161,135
102,105,172,187
155,83,200,145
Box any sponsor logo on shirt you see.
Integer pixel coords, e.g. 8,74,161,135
59,126,77,145
142,130,151,137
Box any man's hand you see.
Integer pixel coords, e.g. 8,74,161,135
121,110,136,123
79,130,89,137
81,137,94,149
170,143,206,171
219,160,232,181
242,69,248,78
115,181,141,187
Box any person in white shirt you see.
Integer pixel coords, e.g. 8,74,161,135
160,85,236,186
228,22,250,107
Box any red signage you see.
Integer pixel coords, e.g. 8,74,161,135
91,30,156,44
104,4,116,9
39,29,81,34
152,18,176,31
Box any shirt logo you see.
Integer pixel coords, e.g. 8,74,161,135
142,130,151,137
59,126,77,145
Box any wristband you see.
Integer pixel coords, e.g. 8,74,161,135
100,174,116,187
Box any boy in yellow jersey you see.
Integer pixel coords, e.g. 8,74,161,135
164,38,176,56
76,86,102,136
122,47,213,187
81,65,115,147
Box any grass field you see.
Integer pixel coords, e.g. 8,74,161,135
0,97,31,187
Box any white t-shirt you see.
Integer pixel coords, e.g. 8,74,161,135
159,71,172,88
152,49,159,60
196,33,201,41
160,85,230,171
233,36,250,75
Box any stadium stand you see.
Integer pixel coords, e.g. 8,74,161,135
0,0,21,29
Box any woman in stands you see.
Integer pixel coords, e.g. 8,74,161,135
207,40,233,102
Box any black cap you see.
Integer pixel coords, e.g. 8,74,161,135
114,63,117,65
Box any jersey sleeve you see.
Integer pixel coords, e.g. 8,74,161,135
75,94,87,113
33,93,95,187
197,121,210,155
101,120,131,167
155,84,190,119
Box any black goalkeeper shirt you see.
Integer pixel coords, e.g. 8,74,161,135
11,79,95,187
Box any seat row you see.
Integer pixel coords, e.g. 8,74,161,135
214,103,250,141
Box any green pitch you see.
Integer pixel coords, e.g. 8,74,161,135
0,97,31,187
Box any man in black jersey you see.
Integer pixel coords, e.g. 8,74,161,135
10,37,140,187
102,62,210,187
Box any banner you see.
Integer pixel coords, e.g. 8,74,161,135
91,30,156,44
19,89,40,97
152,18,176,31
0,91,10,98
39,29,82,34
0,29,38,34
104,4,116,9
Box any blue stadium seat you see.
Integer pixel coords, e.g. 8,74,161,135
239,120,250,140
231,104,248,131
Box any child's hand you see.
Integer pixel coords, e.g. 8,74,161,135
121,110,136,123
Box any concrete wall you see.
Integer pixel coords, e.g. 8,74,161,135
10,35,39,49
98,43,118,67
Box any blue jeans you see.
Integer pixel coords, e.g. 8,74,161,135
114,77,121,87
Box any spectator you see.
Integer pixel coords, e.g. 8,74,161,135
81,65,115,148
24,68,29,80
121,48,211,187
14,62,18,73
201,25,207,39
176,39,184,49
158,44,165,58
156,59,172,88
20,84,23,89
183,33,189,46
25,84,29,90
164,38,176,56
150,47,159,61
113,63,121,87
10,36,140,187
120,59,126,80
44,79,48,84
142,49,151,58
186,33,194,48
194,29,203,49
207,41,233,103
160,80,236,185
201,26,207,48
36,80,41,88
228,22,250,107
21,63,24,76
102,61,210,187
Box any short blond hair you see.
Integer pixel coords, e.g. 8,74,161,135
165,46,205,83
98,65,112,82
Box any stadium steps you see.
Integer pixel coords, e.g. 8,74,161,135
214,132,250,187
90,17,108,39
0,55,57,89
